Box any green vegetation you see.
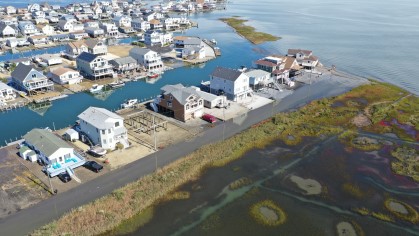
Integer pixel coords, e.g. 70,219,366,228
229,177,252,190
249,200,286,226
131,41,145,47
342,183,367,199
32,82,416,235
220,17,280,44
162,191,190,201
384,198,419,224
100,207,154,236
201,213,221,231
338,130,382,151
390,146,419,182
354,207,394,223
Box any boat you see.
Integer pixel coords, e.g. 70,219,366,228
88,145,107,157
210,39,217,45
121,99,138,109
108,81,125,89
89,84,104,93
147,72,159,79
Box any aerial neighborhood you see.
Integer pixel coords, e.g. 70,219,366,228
0,0,322,212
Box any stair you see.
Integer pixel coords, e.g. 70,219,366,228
66,167,81,183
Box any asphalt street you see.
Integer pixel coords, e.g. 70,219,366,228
0,76,367,236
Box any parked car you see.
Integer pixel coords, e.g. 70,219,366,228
83,161,103,173
202,114,216,123
58,172,71,183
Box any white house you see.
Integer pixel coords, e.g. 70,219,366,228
209,67,252,102
144,30,172,46
0,16,18,26
113,15,131,27
129,47,164,72
0,81,16,102
245,69,272,89
18,21,38,35
58,19,77,32
85,27,104,38
39,54,62,66
64,41,88,59
78,107,129,150
31,10,45,19
48,67,83,85
131,18,150,31
5,6,17,15
28,35,49,45
0,24,17,37
287,49,318,69
182,46,205,59
99,22,118,37
36,24,54,35
27,4,41,12
23,128,85,177
76,52,114,79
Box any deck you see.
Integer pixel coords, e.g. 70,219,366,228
46,152,86,177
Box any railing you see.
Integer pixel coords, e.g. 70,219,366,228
26,81,54,90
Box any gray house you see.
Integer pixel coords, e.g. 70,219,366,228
76,52,114,79
109,56,138,74
11,63,54,95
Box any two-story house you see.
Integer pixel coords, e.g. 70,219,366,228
144,30,172,46
58,19,76,32
131,18,150,32
156,84,204,122
99,22,118,37
0,24,17,37
287,49,318,70
129,47,164,72
209,67,252,102
5,6,17,15
174,36,203,48
109,56,138,74
76,52,114,79
0,81,16,102
64,41,88,60
11,63,54,95
27,4,41,12
112,15,131,27
245,69,272,90
254,55,299,82
48,67,83,85
36,24,54,35
18,21,38,35
78,107,129,150
85,39,108,55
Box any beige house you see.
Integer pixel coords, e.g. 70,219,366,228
48,67,83,85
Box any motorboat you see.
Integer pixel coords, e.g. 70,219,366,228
89,84,104,93
121,99,138,109
88,146,107,157
108,81,125,89
147,72,159,79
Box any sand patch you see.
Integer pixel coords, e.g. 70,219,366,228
290,175,322,195
388,201,408,214
336,221,357,236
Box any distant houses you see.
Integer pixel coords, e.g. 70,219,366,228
78,107,129,150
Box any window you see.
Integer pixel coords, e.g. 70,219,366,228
186,104,189,110
108,129,111,134
199,100,202,106
115,121,120,127
167,101,172,108
32,73,36,78
170,96,173,100
96,128,99,132
103,139,107,144
59,156,63,162
101,130,105,135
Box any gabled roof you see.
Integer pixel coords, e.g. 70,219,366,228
24,128,73,157
0,24,15,32
129,47,152,56
287,48,312,56
85,38,103,48
50,67,77,76
78,107,123,129
109,56,137,66
77,52,98,63
245,69,271,78
68,40,87,49
254,59,277,67
210,67,243,81
11,63,44,82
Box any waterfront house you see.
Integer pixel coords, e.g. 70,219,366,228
113,15,131,28
39,54,62,66
149,19,163,30
76,52,114,79
5,6,16,15
109,56,138,74
245,69,272,90
78,107,129,150
174,36,203,48
23,128,86,177
144,30,173,46
64,41,88,60
85,27,105,37
209,67,252,102
6,58,31,67
163,18,180,30
69,31,88,40
48,67,83,85
156,84,204,122
0,24,17,37
85,38,108,55
287,49,318,70
182,46,205,59
129,47,164,72
131,18,150,31
0,81,16,102
99,22,118,37
28,35,49,45
11,63,54,95
161,84,225,109
255,56,299,82
18,21,38,35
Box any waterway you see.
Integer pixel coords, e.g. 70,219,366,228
1,0,418,141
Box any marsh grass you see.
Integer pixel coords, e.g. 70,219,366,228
219,17,280,44
249,200,286,226
384,198,419,224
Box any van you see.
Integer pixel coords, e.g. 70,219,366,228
202,114,216,123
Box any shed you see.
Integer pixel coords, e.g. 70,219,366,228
64,128,79,142
19,146,38,162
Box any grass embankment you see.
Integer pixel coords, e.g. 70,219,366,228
32,82,416,235
220,17,280,44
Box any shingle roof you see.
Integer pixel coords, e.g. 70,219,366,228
287,48,312,56
85,38,101,48
0,81,13,91
210,67,243,81
77,52,98,63
24,128,73,157
11,63,39,82
78,107,123,129
129,47,151,56
245,69,271,78
109,56,137,66
51,67,76,76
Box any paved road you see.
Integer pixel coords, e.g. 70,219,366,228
0,76,367,236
